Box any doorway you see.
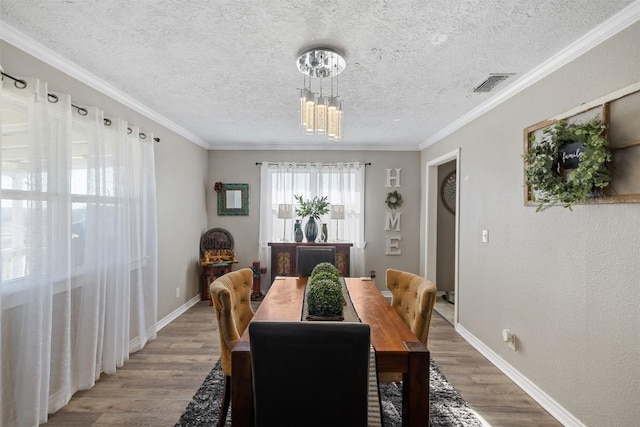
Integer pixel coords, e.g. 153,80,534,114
424,149,459,325
435,160,456,323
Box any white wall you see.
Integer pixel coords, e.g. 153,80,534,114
206,150,421,289
0,41,210,320
421,22,640,426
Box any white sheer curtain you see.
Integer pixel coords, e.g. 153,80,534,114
258,162,366,286
0,74,157,426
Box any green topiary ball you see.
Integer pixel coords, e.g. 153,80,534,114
307,279,343,317
309,271,340,285
309,271,345,306
310,262,339,278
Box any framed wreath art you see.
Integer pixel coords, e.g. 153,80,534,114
523,116,611,212
385,190,403,209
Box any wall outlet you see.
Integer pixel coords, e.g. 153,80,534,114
370,270,376,279
175,287,180,299
502,328,517,351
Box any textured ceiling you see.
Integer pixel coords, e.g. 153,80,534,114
0,0,636,150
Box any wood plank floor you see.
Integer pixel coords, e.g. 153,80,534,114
44,300,560,426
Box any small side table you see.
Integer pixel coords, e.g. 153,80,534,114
201,262,233,305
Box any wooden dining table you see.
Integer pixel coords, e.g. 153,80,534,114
231,276,430,427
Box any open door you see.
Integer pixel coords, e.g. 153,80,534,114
424,149,459,325
436,161,456,308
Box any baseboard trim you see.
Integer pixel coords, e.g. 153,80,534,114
455,323,585,427
156,294,201,332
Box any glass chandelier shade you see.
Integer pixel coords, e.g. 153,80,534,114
300,88,316,134
297,48,345,141
299,89,309,127
327,96,342,140
315,96,327,133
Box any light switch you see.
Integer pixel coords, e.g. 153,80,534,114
482,229,489,243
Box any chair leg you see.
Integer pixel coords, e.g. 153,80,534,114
217,375,231,427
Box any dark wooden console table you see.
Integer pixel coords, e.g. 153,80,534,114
268,242,352,282
200,263,232,304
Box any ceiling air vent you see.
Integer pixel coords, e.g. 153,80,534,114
473,73,514,93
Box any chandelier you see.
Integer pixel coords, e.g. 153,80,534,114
297,48,345,141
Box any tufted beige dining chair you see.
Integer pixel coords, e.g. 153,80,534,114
386,268,438,347
210,268,255,427
381,269,437,383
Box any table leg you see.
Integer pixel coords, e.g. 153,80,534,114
402,341,430,427
231,341,253,427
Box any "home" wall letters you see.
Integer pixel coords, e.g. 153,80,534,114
384,168,402,255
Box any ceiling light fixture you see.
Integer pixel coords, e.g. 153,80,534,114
297,48,345,141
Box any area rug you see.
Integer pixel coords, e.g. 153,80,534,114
175,359,484,427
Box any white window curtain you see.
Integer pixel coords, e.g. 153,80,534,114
258,162,366,285
0,74,158,426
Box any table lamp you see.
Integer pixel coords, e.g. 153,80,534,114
277,204,293,241
330,204,345,241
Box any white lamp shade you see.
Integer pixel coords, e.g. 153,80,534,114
277,204,293,219
330,204,345,219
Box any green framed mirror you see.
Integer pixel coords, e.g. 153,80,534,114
216,183,249,215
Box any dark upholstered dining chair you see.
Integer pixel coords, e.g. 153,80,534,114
248,321,375,427
210,268,255,427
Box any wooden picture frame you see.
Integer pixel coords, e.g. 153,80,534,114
524,82,640,206
216,183,249,215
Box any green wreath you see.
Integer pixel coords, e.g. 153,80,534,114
385,190,403,209
523,117,611,212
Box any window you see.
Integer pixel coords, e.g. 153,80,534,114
258,162,366,278
1,95,118,281
1,76,158,426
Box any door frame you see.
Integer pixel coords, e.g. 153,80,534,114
423,148,460,324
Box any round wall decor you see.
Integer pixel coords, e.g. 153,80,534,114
440,171,456,214
385,190,403,209
523,118,610,211
200,228,234,255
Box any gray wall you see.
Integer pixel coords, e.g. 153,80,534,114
421,22,640,426
155,136,208,318
1,41,210,320
206,150,421,289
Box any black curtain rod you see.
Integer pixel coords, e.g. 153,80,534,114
1,70,160,142
256,162,371,166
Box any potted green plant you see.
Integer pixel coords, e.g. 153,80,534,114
523,117,611,211
306,278,344,319
294,194,330,242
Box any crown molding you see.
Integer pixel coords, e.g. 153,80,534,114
208,142,420,151
0,20,210,150
419,0,640,150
